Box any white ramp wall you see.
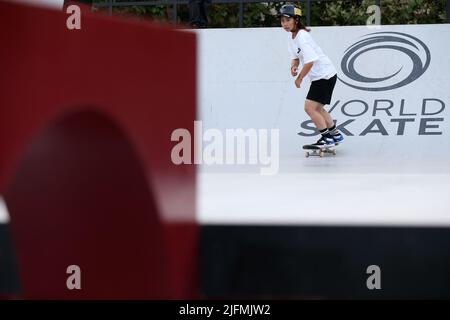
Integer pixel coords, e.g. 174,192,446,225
198,25,449,158
196,25,450,226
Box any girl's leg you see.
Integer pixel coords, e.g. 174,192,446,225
304,99,327,130
316,104,335,128
316,102,344,142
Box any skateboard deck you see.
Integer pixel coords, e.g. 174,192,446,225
302,144,337,158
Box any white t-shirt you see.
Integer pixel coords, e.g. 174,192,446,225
288,30,337,82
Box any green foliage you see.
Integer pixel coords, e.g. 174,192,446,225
379,0,447,24
209,4,241,28
320,0,369,26
321,0,447,26
92,0,447,27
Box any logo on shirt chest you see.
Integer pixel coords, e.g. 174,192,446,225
297,48,301,54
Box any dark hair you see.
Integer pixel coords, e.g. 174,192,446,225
295,17,311,32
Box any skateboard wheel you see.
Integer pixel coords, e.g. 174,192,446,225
333,150,337,155
319,152,324,158
305,152,309,158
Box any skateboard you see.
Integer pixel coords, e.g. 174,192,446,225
303,143,338,158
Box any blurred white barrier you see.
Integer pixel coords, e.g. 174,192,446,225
0,197,10,224
9,0,64,9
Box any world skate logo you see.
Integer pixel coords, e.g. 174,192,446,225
339,32,431,91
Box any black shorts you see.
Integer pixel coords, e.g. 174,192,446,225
306,74,337,105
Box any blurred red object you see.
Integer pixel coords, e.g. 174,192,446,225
0,0,198,299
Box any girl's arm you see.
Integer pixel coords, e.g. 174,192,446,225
297,61,314,81
294,61,314,88
291,59,300,76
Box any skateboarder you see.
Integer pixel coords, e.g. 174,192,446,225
278,4,344,148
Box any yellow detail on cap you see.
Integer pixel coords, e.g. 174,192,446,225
294,8,302,16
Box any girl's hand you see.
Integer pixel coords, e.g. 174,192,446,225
295,76,303,88
291,66,298,77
